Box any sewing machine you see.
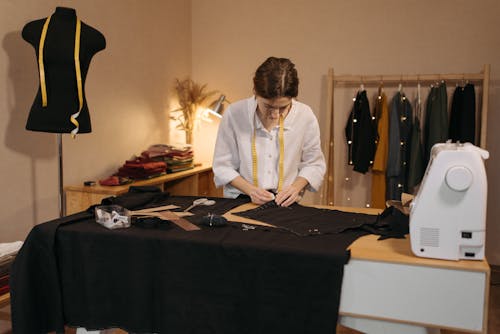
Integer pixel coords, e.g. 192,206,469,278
409,142,489,261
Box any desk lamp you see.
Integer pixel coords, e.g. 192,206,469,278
205,95,227,118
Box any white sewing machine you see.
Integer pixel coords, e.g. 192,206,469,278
409,142,489,261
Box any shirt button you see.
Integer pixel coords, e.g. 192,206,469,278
268,154,272,158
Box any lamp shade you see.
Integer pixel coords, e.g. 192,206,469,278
206,94,226,118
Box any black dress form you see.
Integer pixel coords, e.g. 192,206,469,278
22,7,106,134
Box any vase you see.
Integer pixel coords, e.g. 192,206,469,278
185,129,193,145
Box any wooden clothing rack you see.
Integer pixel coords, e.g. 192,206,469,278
322,64,491,206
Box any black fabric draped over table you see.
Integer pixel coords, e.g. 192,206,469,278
10,189,406,334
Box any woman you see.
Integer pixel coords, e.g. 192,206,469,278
213,57,326,207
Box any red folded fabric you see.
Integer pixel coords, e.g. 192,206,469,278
0,284,9,295
122,161,166,171
98,176,132,186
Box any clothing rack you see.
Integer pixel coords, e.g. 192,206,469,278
322,64,490,206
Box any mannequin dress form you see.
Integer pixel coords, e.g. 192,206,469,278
22,7,105,216
22,6,106,134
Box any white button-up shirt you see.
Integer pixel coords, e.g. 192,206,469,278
213,96,326,198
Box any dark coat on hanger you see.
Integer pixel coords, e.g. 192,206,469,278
345,90,376,174
449,83,475,144
386,91,413,201
407,112,425,190
424,82,448,165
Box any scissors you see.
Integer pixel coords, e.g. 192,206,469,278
184,198,216,212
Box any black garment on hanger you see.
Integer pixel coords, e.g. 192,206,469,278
423,82,448,165
407,112,425,190
386,92,413,200
22,7,106,133
345,90,376,174
449,83,476,144
408,93,425,191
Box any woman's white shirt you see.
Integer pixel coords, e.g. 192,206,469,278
213,97,326,198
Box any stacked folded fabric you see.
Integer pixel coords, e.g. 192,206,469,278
140,144,172,163
166,147,194,173
143,144,194,173
116,158,167,179
0,241,23,296
99,144,195,186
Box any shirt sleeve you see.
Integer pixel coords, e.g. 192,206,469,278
212,107,241,188
297,113,326,192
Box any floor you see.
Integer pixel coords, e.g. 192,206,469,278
1,266,498,334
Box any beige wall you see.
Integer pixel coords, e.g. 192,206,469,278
191,0,500,264
1,0,499,265
0,0,191,240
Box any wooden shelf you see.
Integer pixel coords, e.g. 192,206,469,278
64,163,222,214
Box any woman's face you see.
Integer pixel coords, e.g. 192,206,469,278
256,96,292,122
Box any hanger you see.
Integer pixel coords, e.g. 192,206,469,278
360,76,365,92
378,76,384,99
416,76,422,119
436,74,444,86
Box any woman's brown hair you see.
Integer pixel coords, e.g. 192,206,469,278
253,57,299,99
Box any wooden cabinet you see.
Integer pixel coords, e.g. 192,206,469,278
0,293,9,308
64,164,222,214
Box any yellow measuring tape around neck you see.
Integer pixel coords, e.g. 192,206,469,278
38,15,83,138
252,114,285,192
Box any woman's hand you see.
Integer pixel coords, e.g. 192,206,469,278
275,177,308,207
249,188,275,205
275,185,302,207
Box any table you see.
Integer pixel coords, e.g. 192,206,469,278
225,204,490,334
340,235,489,334
12,200,489,334
12,197,362,334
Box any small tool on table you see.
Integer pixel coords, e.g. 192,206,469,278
183,198,216,212
128,205,199,231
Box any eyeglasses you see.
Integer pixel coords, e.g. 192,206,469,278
257,97,292,114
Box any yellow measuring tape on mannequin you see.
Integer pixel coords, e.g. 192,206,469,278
38,16,51,107
38,15,83,138
71,19,83,138
252,114,285,192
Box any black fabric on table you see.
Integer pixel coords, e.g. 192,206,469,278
234,202,409,240
234,201,377,236
10,191,371,334
100,185,169,210
163,195,251,217
10,211,94,334
340,205,409,240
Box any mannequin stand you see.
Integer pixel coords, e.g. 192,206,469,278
57,133,65,217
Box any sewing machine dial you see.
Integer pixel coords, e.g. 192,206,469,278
445,165,473,192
